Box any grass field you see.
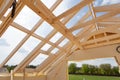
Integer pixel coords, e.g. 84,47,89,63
69,75,120,80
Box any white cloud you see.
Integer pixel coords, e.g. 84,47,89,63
0,27,26,64
6,52,27,65
14,6,40,30
50,32,63,43
51,48,59,54
5,36,41,65
58,38,69,47
18,47,29,53
30,54,48,65
35,22,53,38
41,43,51,51
0,38,10,46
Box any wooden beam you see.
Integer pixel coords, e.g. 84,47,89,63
83,39,120,49
69,8,120,32
80,25,120,43
81,34,120,45
0,2,24,37
97,22,120,27
1,0,78,70
89,3,98,30
11,70,14,80
0,0,4,8
77,11,91,23
64,11,94,42
68,44,119,61
33,5,89,73
55,0,94,20
61,11,79,24
46,36,65,55
14,30,57,72
0,0,62,68
22,0,83,49
72,23,120,49
12,22,65,52
0,2,25,68
36,43,72,72
70,11,92,40
43,44,73,74
13,0,69,72
76,25,95,40
94,3,120,12
35,43,73,73
47,60,67,80
0,1,119,78
101,17,120,22
0,0,13,19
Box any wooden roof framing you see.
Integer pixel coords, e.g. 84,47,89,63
0,0,120,79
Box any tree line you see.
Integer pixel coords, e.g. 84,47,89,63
3,63,120,76
68,63,120,76
3,65,36,72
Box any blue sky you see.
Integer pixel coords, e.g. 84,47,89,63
0,0,120,66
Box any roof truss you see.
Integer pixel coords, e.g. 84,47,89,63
0,0,120,77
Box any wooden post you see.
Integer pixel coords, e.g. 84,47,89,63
23,69,25,80
11,70,14,80
114,55,120,73
119,65,120,73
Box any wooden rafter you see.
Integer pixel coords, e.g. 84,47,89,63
22,0,83,49
55,0,94,20
69,8,120,31
0,1,24,37
0,0,63,68
94,3,120,12
0,0,14,19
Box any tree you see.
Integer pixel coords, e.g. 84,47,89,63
6,65,17,73
88,65,97,74
26,65,36,68
112,66,119,75
81,64,89,74
100,64,111,75
68,63,77,74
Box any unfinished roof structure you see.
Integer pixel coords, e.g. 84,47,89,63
0,0,120,80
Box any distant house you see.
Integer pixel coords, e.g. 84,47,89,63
0,68,8,73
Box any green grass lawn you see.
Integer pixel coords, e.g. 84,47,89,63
69,75,120,80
